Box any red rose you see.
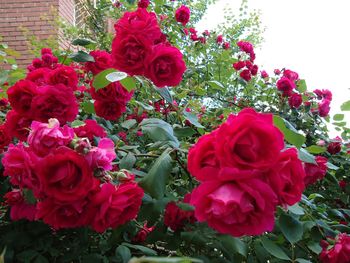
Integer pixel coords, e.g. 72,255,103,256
283,69,299,81
190,178,277,237
320,234,350,263
164,200,195,232
46,65,78,90
7,80,38,115
94,100,127,121
5,190,37,221
318,99,331,117
233,61,245,71
250,65,258,76
216,35,223,44
223,42,230,49
73,119,107,142
144,44,186,87
261,70,269,78
304,156,328,186
36,198,92,230
328,141,342,155
26,68,51,86
268,148,305,206
36,147,98,202
277,76,296,96
86,50,112,75
0,124,11,153
114,8,162,44
32,84,78,124
112,34,152,76
2,143,40,192
90,81,133,103
90,182,144,233
4,110,33,141
239,69,251,82
187,131,220,181
175,5,191,26
216,108,284,169
237,41,254,54
132,222,155,243
288,93,303,109
138,0,150,8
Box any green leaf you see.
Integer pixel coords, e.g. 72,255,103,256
327,162,339,170
140,148,173,199
121,119,137,130
92,68,117,90
116,245,131,263
305,145,326,154
183,111,204,128
68,51,95,62
122,243,157,256
296,259,312,263
141,118,179,147
174,127,196,138
298,148,316,164
106,71,127,83
71,120,85,128
119,152,136,170
288,203,305,215
279,214,303,243
135,101,154,111
307,241,322,254
34,255,49,263
341,100,350,111
260,237,291,260
155,86,173,104
129,257,202,263
297,79,307,93
0,70,8,85
208,80,225,90
71,38,95,46
120,76,136,92
81,100,95,114
273,115,305,148
177,202,194,211
333,114,345,121
218,235,247,258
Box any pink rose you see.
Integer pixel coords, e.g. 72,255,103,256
85,138,116,171
175,5,191,26
190,179,277,237
28,118,74,157
215,108,284,169
216,35,223,44
283,69,299,81
318,99,331,117
320,234,350,263
261,70,269,79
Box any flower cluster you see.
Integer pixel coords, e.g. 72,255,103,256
304,155,328,186
1,49,79,151
175,5,190,26
187,108,305,237
313,88,332,117
233,41,258,82
2,118,144,232
112,8,186,88
276,69,299,97
320,234,350,263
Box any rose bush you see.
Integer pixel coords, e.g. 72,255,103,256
0,0,350,262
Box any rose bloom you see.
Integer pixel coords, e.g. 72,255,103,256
94,100,127,121
4,110,33,141
268,148,305,206
132,222,155,243
26,68,51,86
112,34,152,76
138,0,150,9
32,84,78,124
5,189,37,221
90,81,133,103
90,182,144,233
304,156,328,186
327,140,342,155
283,69,299,81
276,76,296,96
318,99,331,117
239,69,251,82
190,178,277,237
7,80,38,115
215,108,284,169
144,44,186,88
73,119,107,142
36,197,92,230
223,42,230,49
0,124,11,153
261,70,269,79
27,118,74,157
175,5,191,26
85,138,116,171
216,35,223,44
233,61,245,71
187,132,220,181
250,65,258,76
46,65,78,90
2,143,39,191
320,234,350,263
288,93,303,109
164,196,195,232
86,50,112,75
114,8,162,44
36,146,98,202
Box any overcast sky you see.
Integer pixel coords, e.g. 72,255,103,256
198,0,350,136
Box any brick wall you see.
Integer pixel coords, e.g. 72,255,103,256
0,0,75,68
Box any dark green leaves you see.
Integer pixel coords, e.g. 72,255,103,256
68,51,94,62
154,86,173,104
116,245,131,263
183,111,204,128
279,214,303,244
273,115,306,149
140,148,173,199
260,237,291,260
218,235,247,258
71,38,95,46
92,68,128,91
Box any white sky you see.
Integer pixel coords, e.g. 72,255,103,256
198,0,350,136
